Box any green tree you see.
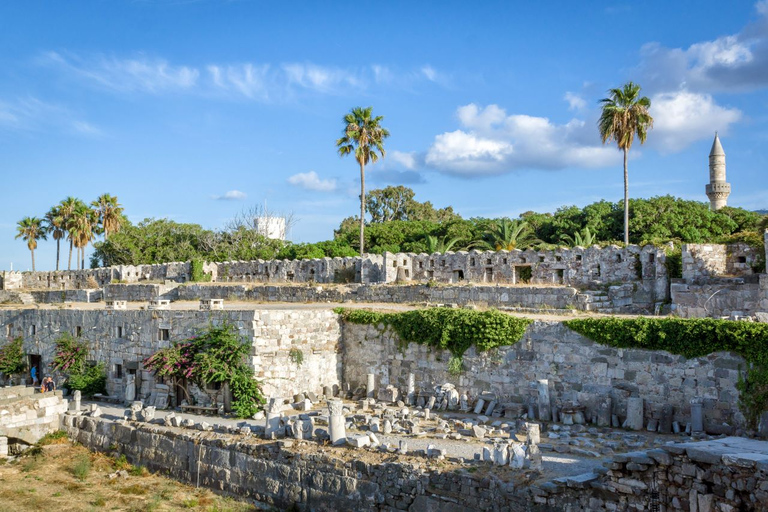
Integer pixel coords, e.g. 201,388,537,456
336,106,390,256
366,186,460,223
598,82,654,244
15,217,47,271
70,203,100,270
424,235,463,254
474,219,538,251
0,337,26,379
91,194,125,240
560,226,598,247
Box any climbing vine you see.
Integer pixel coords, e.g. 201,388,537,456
335,307,532,357
564,317,768,428
0,336,26,377
143,324,265,418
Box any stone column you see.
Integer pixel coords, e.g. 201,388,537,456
537,380,551,421
264,397,282,439
525,422,540,445
596,396,611,427
69,390,81,412
406,373,416,406
625,397,644,431
124,374,136,403
328,399,346,446
690,400,704,433
366,373,376,399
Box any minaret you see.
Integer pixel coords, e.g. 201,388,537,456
705,132,730,210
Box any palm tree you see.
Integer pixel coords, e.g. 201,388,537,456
336,106,390,256
15,217,47,271
70,203,99,270
598,82,654,245
58,196,80,270
425,235,462,254
560,227,598,247
44,206,65,271
91,193,124,240
474,219,538,251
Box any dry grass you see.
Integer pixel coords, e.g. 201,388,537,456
0,442,258,512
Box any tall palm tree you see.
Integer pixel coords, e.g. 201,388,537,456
15,217,47,271
598,82,654,245
58,196,80,270
91,193,124,240
336,106,390,256
70,204,100,270
560,227,598,247
44,205,65,271
474,219,538,251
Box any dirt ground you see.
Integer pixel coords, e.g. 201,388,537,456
0,434,258,512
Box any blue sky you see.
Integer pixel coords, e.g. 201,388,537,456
2,0,768,271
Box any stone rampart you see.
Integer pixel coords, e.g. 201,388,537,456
683,242,762,283
342,320,746,432
0,308,341,405
62,414,768,511
29,289,102,303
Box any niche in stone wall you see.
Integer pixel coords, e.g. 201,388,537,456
514,266,532,284
453,270,465,282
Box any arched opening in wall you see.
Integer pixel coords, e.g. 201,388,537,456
287,272,294,282
28,354,41,385
484,267,493,282
309,269,316,282
616,254,622,263
453,270,464,282
513,265,532,284
555,269,564,284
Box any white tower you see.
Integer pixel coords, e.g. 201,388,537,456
705,133,730,210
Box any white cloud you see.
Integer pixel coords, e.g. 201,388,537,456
564,91,587,111
389,150,419,170
212,190,247,201
649,91,742,152
425,103,620,177
421,65,437,81
635,4,768,93
287,171,337,192
44,51,199,93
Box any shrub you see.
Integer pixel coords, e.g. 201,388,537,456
66,363,107,396
0,336,26,377
71,454,91,481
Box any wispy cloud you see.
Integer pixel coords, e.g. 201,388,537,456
287,171,338,192
564,91,587,111
42,51,445,101
211,190,247,200
43,51,199,93
0,96,102,136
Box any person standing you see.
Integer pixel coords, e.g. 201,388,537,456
30,366,38,387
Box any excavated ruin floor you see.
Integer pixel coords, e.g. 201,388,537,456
86,399,688,482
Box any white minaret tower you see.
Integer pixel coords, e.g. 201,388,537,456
705,132,730,210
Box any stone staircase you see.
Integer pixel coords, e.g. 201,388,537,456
17,292,35,305
577,290,613,313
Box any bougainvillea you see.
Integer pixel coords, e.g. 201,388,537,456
144,324,265,418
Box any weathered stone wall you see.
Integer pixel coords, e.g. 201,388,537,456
0,387,68,445
63,415,768,511
342,320,746,431
103,283,179,301
16,268,114,291
0,271,23,290
29,289,102,303
671,281,761,318
682,243,761,282
0,308,341,404
536,437,768,511
62,414,533,511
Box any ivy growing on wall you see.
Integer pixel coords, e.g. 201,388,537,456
564,317,768,429
335,307,532,357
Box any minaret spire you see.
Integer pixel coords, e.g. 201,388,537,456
706,132,730,210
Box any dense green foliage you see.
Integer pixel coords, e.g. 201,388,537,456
0,337,26,377
51,333,106,396
365,185,460,223
335,308,532,357
564,317,768,428
189,258,212,282
143,324,265,418
66,363,107,396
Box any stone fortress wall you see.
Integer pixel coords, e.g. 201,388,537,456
0,309,341,406
1,234,766,319
0,307,749,433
